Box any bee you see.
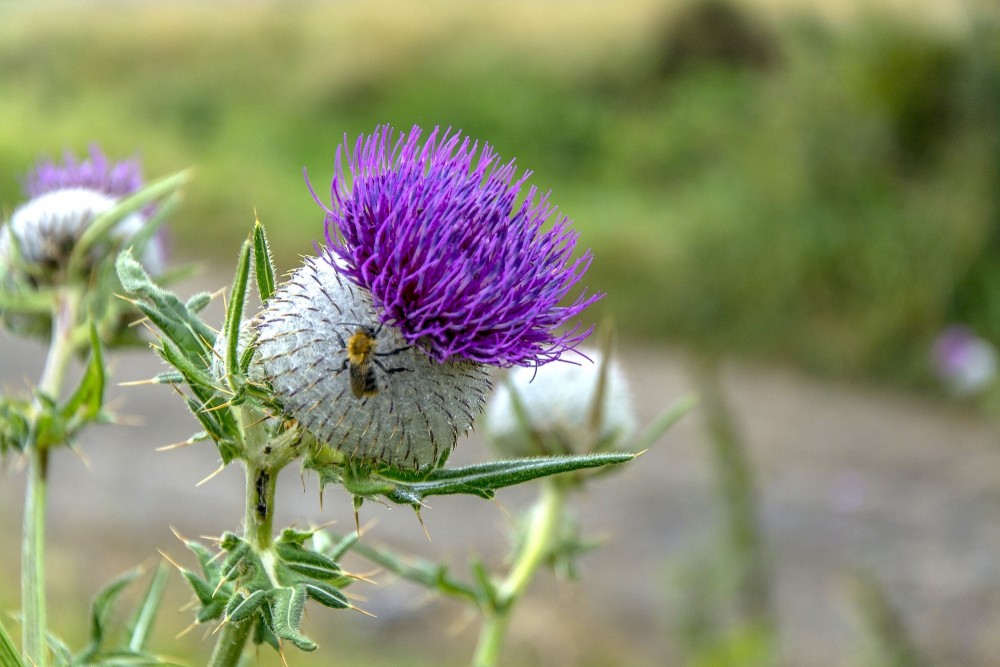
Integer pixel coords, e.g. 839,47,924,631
337,323,411,399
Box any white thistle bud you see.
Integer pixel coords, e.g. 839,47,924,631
486,348,637,456
252,256,491,471
0,188,152,278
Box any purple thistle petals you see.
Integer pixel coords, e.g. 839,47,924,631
24,144,145,199
316,125,602,367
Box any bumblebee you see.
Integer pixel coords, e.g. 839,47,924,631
339,325,410,398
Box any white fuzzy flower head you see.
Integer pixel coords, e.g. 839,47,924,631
486,347,637,457
253,256,492,471
0,187,157,281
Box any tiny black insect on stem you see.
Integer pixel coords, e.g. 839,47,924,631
255,470,270,519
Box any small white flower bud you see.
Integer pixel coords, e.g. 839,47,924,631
486,348,637,456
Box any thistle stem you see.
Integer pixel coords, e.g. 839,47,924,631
472,480,565,667
208,408,278,667
22,288,79,667
21,447,49,667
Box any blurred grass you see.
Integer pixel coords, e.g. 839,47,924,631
1,0,999,387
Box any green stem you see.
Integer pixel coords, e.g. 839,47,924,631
472,481,566,667
693,354,775,632
22,289,79,667
208,408,278,667
21,446,48,667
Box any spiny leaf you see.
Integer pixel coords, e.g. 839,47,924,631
185,540,221,580
270,586,316,652
226,589,269,624
126,563,170,653
180,569,218,608
116,250,216,355
303,583,348,609
334,453,636,506
196,600,226,624
253,605,280,651
275,543,342,582
225,239,252,384
253,219,276,303
324,532,477,604
185,292,214,314
76,567,144,662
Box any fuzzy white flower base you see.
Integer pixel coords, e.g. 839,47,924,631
253,256,491,471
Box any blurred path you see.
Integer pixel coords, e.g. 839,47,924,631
2,319,999,666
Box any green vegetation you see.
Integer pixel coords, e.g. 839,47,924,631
2,0,998,386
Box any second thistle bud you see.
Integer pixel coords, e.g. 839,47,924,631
486,347,637,457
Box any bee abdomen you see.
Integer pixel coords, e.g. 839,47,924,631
349,363,379,398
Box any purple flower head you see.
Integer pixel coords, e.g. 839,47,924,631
2,145,167,282
23,144,145,199
312,125,602,367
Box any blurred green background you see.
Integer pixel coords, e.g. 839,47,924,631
3,0,999,388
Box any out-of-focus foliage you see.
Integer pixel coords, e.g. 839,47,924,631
1,0,997,386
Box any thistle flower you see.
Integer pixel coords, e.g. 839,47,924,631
0,145,165,281
23,145,144,199
486,347,637,457
254,125,601,469
315,124,602,367
933,325,997,396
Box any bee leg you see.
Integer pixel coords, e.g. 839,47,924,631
372,358,410,375
374,345,412,358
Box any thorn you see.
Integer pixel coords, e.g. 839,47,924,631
201,399,235,414
69,444,92,471
343,569,378,585
169,525,190,543
306,518,338,532
112,292,138,305
349,604,376,618
415,508,432,543
212,575,229,599
157,436,198,452
354,496,365,537
158,549,185,571
346,517,379,550
175,621,197,639
491,497,509,517
118,378,160,387
245,413,270,429
196,463,226,487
